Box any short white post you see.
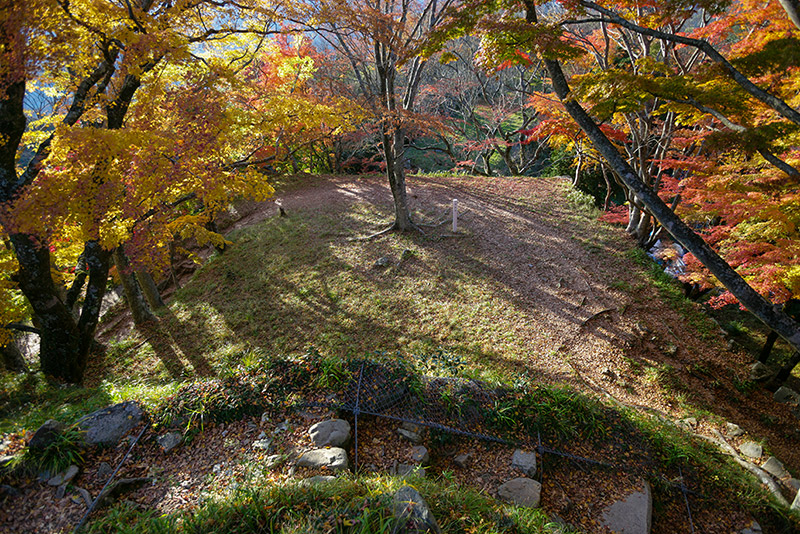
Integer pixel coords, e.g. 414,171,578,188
452,198,458,232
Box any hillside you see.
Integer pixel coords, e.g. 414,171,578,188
1,174,799,533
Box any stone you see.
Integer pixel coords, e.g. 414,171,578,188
96,462,113,480
740,520,762,534
761,457,789,479
792,488,800,512
410,446,429,465
308,419,351,448
601,481,652,534
252,439,272,451
300,475,336,486
787,478,800,491
55,484,67,499
739,441,763,459
401,421,423,434
454,453,471,468
774,386,800,405
28,420,65,451
397,464,426,478
157,432,182,453
296,448,349,472
725,423,745,437
497,477,542,508
373,256,391,269
49,465,79,486
393,485,441,533
749,362,774,382
398,428,423,443
265,455,282,468
77,402,143,447
511,449,537,477
76,487,92,507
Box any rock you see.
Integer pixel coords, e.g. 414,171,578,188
725,423,745,437
77,402,143,447
401,421,423,434
410,446,429,465
308,419,351,448
28,420,65,451
75,487,92,507
398,428,423,443
49,465,79,486
296,448,349,472
397,464,426,478
95,477,153,508
300,475,336,486
96,462,113,480
393,485,441,533
511,449,537,477
601,481,652,534
739,441,763,459
157,432,182,453
761,457,789,479
497,477,542,508
774,386,800,405
265,454,282,468
749,362,774,382
252,439,272,451
55,484,67,499
373,256,391,269
792,487,800,511
787,478,800,491
454,453,471,468
740,520,762,534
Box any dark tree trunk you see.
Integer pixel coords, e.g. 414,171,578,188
1,339,27,373
136,270,166,310
387,128,414,231
759,331,779,364
11,234,83,382
113,247,157,325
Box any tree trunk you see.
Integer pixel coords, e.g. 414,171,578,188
136,270,166,310
1,338,27,373
542,54,800,353
113,247,157,325
11,234,84,382
387,128,414,231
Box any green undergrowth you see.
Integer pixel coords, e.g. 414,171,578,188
86,474,572,534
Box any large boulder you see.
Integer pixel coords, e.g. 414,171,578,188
497,477,542,508
28,420,65,451
308,419,351,448
393,485,441,533
511,449,537,477
296,448,349,472
601,481,652,534
77,402,143,447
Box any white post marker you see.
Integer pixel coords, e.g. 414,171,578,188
452,198,458,232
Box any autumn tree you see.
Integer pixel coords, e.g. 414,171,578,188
1,0,278,383
292,0,455,232
425,0,800,355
